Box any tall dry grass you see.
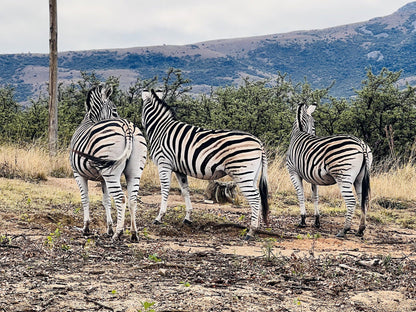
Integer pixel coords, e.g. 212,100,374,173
0,143,415,203
0,143,72,180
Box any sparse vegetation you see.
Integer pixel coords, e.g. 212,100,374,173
138,301,156,312
262,237,277,262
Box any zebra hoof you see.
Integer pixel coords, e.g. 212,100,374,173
314,216,321,228
183,219,193,226
336,231,346,239
130,232,139,242
83,221,90,236
298,215,307,228
356,225,366,237
112,231,123,241
107,227,114,236
243,234,253,241
355,230,365,237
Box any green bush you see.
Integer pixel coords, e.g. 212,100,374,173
1,67,414,165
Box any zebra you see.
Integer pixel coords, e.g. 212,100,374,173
141,89,269,239
70,84,147,241
286,102,372,238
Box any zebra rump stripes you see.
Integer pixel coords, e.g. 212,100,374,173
286,103,372,238
141,89,269,239
70,85,147,241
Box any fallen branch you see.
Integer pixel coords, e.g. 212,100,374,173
137,262,196,270
85,297,114,311
339,263,361,272
0,245,20,249
339,263,384,277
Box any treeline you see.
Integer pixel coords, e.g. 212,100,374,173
1,67,415,164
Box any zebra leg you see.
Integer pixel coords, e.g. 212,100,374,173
124,136,147,242
101,181,114,237
234,180,261,239
336,180,356,238
154,167,172,224
289,172,307,227
354,165,370,237
311,184,320,228
74,174,91,235
102,172,126,241
125,174,141,242
228,167,262,240
244,187,261,240
174,172,193,225
353,178,364,236
112,185,127,241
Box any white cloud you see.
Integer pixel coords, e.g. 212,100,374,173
0,0,411,54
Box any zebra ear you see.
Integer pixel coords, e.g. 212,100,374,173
306,104,317,116
155,89,164,100
85,88,94,111
104,85,113,99
142,89,151,101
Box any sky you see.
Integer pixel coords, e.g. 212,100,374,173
0,0,412,54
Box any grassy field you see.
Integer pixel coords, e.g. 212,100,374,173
0,143,415,231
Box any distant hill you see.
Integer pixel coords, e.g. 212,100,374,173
2,2,416,104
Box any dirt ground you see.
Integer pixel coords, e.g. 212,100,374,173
1,179,416,312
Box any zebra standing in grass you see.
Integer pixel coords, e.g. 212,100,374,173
141,89,269,239
70,84,147,241
286,102,372,238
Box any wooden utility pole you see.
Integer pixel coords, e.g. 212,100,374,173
48,0,58,155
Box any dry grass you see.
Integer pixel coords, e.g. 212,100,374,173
0,144,415,229
0,144,72,180
1,143,415,200
371,163,416,201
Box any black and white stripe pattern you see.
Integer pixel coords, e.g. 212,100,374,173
286,103,372,237
141,89,269,239
70,85,147,241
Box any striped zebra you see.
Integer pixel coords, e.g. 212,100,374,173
70,84,147,241
141,89,269,239
286,102,372,238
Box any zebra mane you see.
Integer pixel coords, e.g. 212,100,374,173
296,103,317,133
296,104,305,132
150,89,177,120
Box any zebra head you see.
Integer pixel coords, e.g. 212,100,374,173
141,89,173,131
296,103,317,135
86,84,119,122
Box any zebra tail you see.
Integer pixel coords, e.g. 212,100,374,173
259,151,269,225
71,149,116,167
112,126,134,170
361,155,371,212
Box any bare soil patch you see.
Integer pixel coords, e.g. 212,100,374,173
1,179,416,311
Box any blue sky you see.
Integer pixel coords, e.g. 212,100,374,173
0,0,411,54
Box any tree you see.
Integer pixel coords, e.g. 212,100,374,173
347,68,416,161
314,68,416,162
0,86,20,140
